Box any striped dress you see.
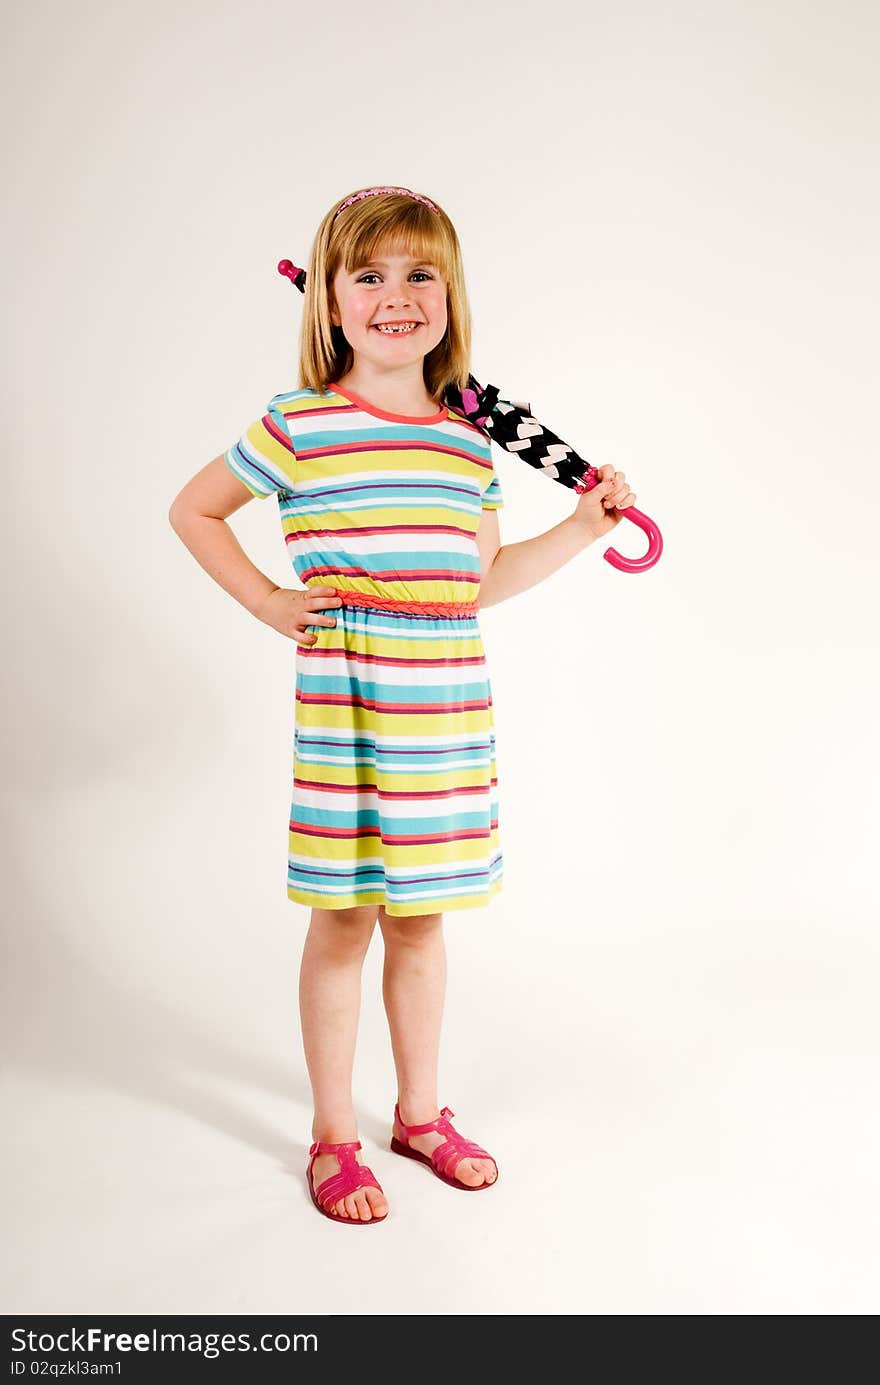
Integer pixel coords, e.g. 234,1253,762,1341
224,379,504,917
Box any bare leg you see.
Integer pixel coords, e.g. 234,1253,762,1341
378,906,496,1187
299,904,388,1220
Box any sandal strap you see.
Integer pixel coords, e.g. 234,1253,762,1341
432,1136,497,1180
393,1102,457,1137
309,1138,362,1157
313,1163,383,1211
307,1140,383,1211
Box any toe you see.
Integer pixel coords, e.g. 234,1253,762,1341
365,1187,388,1218
479,1158,497,1183
354,1191,372,1221
344,1193,361,1220
334,1199,350,1218
456,1158,485,1187
469,1159,490,1186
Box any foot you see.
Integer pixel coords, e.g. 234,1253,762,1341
394,1106,498,1188
309,1145,389,1222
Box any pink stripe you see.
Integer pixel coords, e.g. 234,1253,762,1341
262,411,295,452
289,523,475,541
296,692,490,715
294,777,498,800
299,648,486,669
290,822,497,845
300,564,480,585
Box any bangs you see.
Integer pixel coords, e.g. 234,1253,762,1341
333,201,452,281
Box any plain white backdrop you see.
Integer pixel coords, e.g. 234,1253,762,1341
3,0,878,1314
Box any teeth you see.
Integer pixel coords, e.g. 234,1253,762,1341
375,322,419,334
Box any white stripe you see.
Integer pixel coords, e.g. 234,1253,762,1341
295,753,493,773
294,729,494,747
291,499,481,522
224,448,276,495
294,786,492,817
289,852,498,875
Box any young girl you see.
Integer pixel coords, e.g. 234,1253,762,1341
169,185,636,1225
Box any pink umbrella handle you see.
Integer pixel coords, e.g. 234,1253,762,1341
578,466,663,573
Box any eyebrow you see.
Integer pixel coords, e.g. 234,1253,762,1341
354,258,438,270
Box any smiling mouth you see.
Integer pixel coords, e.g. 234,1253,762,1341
372,322,422,335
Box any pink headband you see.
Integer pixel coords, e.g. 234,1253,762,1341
334,186,440,219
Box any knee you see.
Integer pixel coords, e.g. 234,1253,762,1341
378,907,443,948
308,905,378,958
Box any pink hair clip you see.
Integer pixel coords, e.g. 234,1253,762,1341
277,260,306,292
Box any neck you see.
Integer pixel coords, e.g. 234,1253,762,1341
334,364,439,415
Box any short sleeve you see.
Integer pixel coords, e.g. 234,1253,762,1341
224,397,296,498
481,468,504,511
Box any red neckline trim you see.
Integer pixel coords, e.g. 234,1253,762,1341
328,380,448,424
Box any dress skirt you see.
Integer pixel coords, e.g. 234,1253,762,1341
287,596,503,916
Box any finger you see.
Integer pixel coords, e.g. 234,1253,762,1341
606,485,632,506
598,468,625,491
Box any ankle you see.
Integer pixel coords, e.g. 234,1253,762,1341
312,1115,359,1145
396,1097,441,1127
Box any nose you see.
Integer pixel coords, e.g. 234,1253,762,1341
384,280,414,308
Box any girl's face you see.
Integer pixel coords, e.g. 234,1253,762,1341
330,250,448,371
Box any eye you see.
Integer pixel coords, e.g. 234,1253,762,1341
356,270,434,284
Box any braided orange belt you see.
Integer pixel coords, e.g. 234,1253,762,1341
329,587,479,618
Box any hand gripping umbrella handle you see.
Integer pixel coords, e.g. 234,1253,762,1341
578,466,664,574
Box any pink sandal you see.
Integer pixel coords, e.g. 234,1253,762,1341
306,1139,388,1225
390,1104,499,1191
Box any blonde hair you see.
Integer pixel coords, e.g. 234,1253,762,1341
298,187,473,403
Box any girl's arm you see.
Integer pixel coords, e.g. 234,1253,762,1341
168,455,280,619
477,464,634,609
477,511,597,609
